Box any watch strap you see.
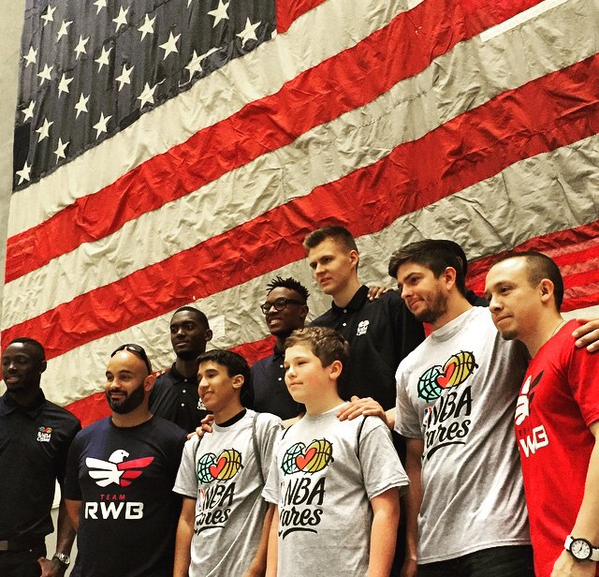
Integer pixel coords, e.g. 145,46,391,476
565,536,599,562
53,552,70,567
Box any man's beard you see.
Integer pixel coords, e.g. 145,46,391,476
106,383,145,414
413,292,448,324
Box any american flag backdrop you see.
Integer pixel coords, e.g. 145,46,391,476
4,0,599,425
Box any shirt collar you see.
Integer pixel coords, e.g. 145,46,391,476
331,285,369,314
169,362,198,383
0,389,46,418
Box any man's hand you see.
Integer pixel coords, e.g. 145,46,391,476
400,558,418,577
551,550,597,577
38,556,66,577
188,414,215,440
368,286,392,301
573,320,599,352
337,396,388,426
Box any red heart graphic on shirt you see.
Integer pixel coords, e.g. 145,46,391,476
436,361,456,388
296,447,317,470
209,456,228,478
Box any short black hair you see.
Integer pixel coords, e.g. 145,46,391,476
172,306,210,329
266,276,310,302
303,226,358,253
499,251,564,310
388,239,467,296
8,337,46,362
197,349,253,406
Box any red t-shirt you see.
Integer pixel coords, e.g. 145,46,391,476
515,320,599,577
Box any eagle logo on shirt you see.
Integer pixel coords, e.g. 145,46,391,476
515,372,543,426
86,450,154,488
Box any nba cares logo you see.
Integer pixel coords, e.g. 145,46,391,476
417,351,478,402
197,449,242,483
281,439,333,475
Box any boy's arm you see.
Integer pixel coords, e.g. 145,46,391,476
173,497,196,577
63,499,81,532
368,488,400,577
265,506,279,577
402,438,424,577
243,503,275,577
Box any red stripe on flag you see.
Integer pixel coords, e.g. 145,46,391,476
4,55,599,360
276,0,327,34
6,0,544,283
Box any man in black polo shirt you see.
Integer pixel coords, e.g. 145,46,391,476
305,226,425,410
250,276,308,419
0,338,80,577
150,306,212,431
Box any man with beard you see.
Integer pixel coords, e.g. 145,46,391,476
251,276,309,419
0,338,80,577
150,306,213,431
64,344,186,577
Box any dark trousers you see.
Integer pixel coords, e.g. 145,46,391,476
0,545,45,577
418,545,534,577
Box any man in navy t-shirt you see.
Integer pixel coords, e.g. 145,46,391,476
64,344,186,577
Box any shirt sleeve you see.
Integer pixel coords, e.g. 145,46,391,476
56,418,82,486
173,436,200,498
359,418,409,500
567,342,599,428
261,436,282,506
394,364,423,439
63,434,83,501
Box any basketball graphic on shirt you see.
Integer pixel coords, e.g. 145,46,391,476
417,351,477,402
281,439,333,475
197,449,242,483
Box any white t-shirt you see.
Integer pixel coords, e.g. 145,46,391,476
395,306,530,564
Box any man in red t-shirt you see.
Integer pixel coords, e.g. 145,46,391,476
485,251,599,577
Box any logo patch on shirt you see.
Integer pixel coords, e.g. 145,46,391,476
85,450,155,488
356,320,369,336
36,426,53,442
197,449,242,483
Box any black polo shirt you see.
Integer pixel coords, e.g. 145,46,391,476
250,345,304,420
149,363,205,432
0,391,80,541
311,285,425,410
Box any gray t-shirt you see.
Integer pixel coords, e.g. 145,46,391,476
173,410,282,577
263,407,409,577
395,306,530,564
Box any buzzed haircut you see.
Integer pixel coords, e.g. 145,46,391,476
172,306,210,329
197,349,253,406
388,239,467,296
303,226,359,253
501,251,564,310
266,275,310,302
9,337,46,362
284,327,350,370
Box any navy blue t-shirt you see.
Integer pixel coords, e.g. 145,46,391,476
64,416,186,577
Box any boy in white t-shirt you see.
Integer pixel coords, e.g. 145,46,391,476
173,350,282,577
263,327,409,577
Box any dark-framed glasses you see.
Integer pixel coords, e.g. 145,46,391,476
260,298,304,315
110,343,152,374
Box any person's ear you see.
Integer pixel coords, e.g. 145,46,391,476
231,375,244,391
144,371,158,392
329,359,343,380
205,329,213,343
539,279,555,304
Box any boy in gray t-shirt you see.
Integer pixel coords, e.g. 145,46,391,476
262,327,409,577
173,350,282,577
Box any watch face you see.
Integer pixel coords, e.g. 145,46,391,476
571,539,592,560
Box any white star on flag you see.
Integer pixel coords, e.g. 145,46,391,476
93,0,107,14
41,5,56,27
115,63,134,91
57,20,72,41
95,46,112,72
74,35,89,60
159,32,181,59
138,82,157,108
185,48,218,79
36,118,54,142
23,46,37,67
37,64,53,85
138,14,156,41
74,93,90,118
22,101,35,122
16,162,31,185
93,112,112,138
58,73,73,96
237,18,260,47
208,0,229,27
54,138,69,161
113,7,129,32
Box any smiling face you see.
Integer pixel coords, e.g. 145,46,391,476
396,262,449,324
2,342,45,394
307,238,358,297
198,360,243,415
105,351,152,414
262,287,308,338
170,310,212,360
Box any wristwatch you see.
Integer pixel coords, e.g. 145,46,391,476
53,552,71,567
565,536,599,562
